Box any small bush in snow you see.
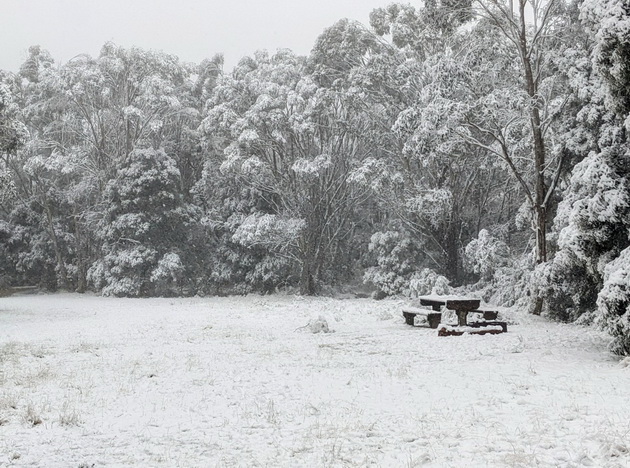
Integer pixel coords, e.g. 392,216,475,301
23,404,42,427
58,402,82,427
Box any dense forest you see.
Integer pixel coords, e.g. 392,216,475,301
1,0,630,354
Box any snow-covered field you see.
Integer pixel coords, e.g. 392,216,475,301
1,293,629,467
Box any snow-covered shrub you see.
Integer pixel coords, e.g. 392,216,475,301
533,251,600,321
597,247,630,355
464,229,510,280
192,161,297,295
91,246,158,297
408,268,450,296
5,204,59,289
485,261,530,308
555,148,630,267
363,231,424,296
244,254,292,293
459,229,531,308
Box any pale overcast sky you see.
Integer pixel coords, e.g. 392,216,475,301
1,0,393,72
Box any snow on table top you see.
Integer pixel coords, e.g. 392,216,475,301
417,294,481,303
0,293,628,467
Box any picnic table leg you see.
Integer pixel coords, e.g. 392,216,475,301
456,311,467,327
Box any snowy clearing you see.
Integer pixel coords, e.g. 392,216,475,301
1,293,629,467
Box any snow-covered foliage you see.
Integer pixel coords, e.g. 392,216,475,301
598,247,630,354
0,83,28,155
463,229,530,309
363,231,425,296
3,204,60,289
533,0,630,345
0,83,26,206
232,214,305,250
533,250,600,322
537,133,629,322
202,48,372,294
88,147,194,297
582,0,630,115
464,229,511,280
556,147,630,264
0,169,16,204
405,189,453,230
408,268,451,296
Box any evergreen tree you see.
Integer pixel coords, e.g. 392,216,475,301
88,147,194,296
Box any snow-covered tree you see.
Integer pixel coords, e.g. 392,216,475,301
88,147,195,296
337,6,515,288
202,49,372,294
451,0,582,314
535,0,630,351
0,82,26,207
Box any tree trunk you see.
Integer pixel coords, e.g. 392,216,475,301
44,202,70,290
518,1,547,314
299,260,317,295
444,224,462,286
73,215,87,293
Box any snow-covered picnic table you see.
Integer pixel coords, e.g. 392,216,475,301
417,294,481,326
402,294,507,335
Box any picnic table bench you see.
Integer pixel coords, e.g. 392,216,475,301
401,306,442,329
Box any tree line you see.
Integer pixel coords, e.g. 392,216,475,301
2,0,630,353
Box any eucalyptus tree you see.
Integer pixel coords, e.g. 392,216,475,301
4,46,78,289
0,78,29,287
202,49,373,294
312,9,507,289
448,0,583,312
0,80,27,206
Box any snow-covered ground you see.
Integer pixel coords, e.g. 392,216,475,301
1,293,629,467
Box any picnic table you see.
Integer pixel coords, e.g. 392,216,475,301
402,294,507,335
416,294,481,327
